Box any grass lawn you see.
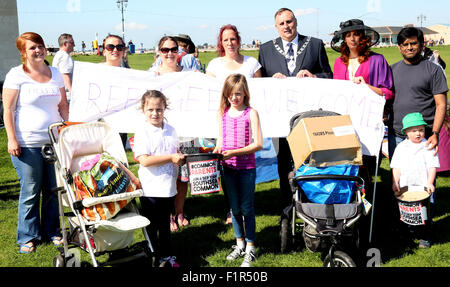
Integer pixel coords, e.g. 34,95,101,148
0,46,449,267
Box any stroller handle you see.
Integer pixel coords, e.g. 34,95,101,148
293,174,365,186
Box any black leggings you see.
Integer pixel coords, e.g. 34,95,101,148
140,196,175,259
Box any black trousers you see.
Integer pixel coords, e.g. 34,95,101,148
140,196,175,259
277,138,294,212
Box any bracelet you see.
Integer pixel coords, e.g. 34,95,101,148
432,131,440,144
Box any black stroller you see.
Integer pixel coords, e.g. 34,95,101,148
280,110,365,267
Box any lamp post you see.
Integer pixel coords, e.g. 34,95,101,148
417,14,426,28
117,0,128,42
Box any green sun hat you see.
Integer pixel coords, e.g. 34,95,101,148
402,112,427,134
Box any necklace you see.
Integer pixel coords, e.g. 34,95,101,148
273,36,311,60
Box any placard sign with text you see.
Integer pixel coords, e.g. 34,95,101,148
187,158,221,195
69,61,386,157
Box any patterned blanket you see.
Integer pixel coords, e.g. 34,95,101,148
73,153,139,221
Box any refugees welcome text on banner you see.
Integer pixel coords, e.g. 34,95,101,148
69,61,385,157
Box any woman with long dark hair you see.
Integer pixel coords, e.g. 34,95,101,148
331,19,393,98
331,20,395,244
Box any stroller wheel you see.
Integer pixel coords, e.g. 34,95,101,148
53,255,65,267
323,250,356,267
280,217,291,253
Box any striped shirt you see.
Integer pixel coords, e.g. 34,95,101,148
222,106,256,169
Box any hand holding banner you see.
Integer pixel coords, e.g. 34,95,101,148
69,61,385,157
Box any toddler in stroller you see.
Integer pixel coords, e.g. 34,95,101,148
43,121,154,267
280,110,366,267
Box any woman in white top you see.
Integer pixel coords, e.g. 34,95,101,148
102,34,127,67
148,36,195,232
3,32,69,254
149,36,184,75
206,24,261,224
206,24,262,82
101,34,130,147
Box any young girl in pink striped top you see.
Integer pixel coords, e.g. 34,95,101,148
213,73,263,267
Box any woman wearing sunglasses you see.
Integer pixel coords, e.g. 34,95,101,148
149,36,184,75
102,34,127,67
101,34,129,147
148,36,198,232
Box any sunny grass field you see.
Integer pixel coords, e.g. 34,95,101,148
0,46,449,267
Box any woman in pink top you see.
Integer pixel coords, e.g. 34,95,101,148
331,19,393,99
331,20,394,238
213,74,262,267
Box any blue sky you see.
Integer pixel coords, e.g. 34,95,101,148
16,0,450,50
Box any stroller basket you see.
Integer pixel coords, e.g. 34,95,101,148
293,174,364,234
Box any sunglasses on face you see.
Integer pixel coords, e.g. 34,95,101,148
105,44,125,51
160,47,178,54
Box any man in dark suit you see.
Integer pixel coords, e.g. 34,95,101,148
258,8,333,214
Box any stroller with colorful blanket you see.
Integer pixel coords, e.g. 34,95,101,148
280,110,366,267
42,121,154,267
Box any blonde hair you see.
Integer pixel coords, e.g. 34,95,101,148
219,74,250,114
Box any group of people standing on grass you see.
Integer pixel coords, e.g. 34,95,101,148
2,6,448,266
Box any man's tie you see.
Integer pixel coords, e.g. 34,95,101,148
286,42,295,76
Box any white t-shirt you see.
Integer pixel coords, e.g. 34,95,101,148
133,121,179,198
52,50,74,79
3,65,64,147
390,138,440,188
206,55,261,82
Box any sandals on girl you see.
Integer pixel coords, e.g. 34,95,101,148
51,236,64,247
19,242,35,254
170,216,179,232
225,212,232,225
177,213,190,227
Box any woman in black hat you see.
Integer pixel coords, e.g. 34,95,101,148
331,19,393,98
332,20,395,243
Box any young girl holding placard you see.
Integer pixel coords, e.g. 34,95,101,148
213,74,263,267
133,90,184,267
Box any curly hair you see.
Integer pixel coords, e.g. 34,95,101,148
339,31,371,65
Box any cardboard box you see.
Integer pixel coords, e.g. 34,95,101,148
287,115,362,170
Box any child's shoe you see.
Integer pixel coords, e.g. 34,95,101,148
226,245,245,261
240,250,256,267
419,239,431,248
159,256,180,267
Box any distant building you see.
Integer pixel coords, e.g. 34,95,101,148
426,24,450,45
372,25,438,46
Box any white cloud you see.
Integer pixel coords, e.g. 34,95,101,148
294,8,319,16
256,25,273,31
115,22,149,31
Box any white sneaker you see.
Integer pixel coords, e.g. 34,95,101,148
240,250,256,267
226,245,245,261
